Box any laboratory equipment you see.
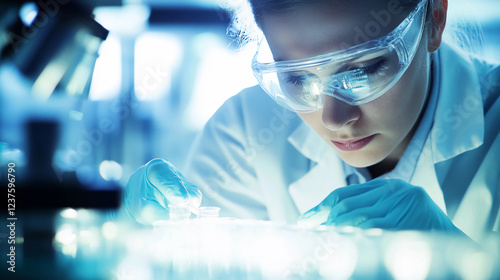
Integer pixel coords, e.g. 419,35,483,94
166,205,221,220
196,206,221,218
0,1,121,207
2,1,110,101
0,1,121,279
169,204,192,220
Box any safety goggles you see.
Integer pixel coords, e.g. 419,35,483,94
251,0,428,113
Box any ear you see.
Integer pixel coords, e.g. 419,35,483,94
428,0,448,52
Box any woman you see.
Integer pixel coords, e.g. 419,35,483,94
124,0,500,242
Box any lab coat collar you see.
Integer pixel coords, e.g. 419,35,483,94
430,44,485,163
288,122,347,214
288,122,329,163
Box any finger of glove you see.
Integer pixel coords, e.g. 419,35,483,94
385,187,440,230
125,165,151,218
328,183,392,220
145,159,190,205
327,204,389,227
357,217,394,230
297,210,331,228
181,181,201,208
134,198,171,225
356,197,416,230
176,170,202,207
300,179,386,220
354,185,431,230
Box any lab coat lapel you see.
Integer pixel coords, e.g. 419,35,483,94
423,44,497,240
287,122,347,214
452,132,500,241
410,137,447,214
425,44,494,240
431,44,484,163
452,96,500,241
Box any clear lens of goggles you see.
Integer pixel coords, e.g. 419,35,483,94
252,0,428,113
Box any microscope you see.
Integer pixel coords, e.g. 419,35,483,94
1,1,122,278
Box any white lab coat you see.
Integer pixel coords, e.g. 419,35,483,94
184,43,500,241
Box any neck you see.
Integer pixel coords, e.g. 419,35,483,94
367,122,420,178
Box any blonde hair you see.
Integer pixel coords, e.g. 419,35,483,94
218,0,263,45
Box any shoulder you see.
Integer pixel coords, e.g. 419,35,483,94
439,43,500,109
468,50,500,110
208,85,302,136
474,60,500,113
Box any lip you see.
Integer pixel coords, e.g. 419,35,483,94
331,135,376,152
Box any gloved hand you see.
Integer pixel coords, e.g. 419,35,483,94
124,158,202,224
298,179,464,235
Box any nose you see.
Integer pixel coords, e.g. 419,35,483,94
321,95,361,131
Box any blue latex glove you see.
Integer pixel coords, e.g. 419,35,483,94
299,179,464,234
124,158,202,224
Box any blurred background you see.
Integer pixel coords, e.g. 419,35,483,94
0,0,259,187
0,0,499,279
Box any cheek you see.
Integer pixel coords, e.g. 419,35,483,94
361,47,429,133
298,111,324,132
297,43,429,140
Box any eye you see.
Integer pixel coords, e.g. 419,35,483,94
285,73,309,87
357,58,389,75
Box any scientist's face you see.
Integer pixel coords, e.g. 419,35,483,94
259,0,445,168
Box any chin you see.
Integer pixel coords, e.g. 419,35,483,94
342,158,378,168
337,150,387,168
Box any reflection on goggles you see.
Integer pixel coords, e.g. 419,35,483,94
275,47,401,109
252,0,428,112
